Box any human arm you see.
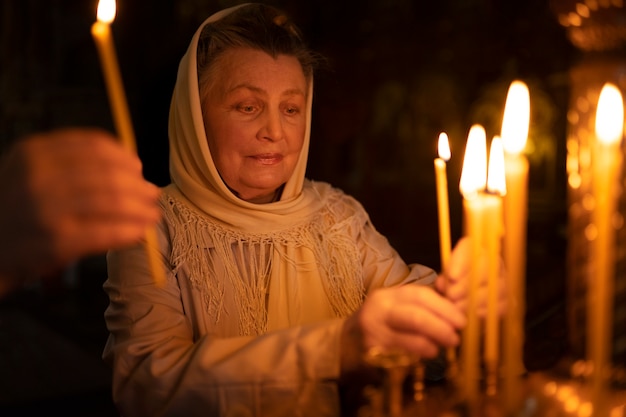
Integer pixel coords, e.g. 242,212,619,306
0,128,161,296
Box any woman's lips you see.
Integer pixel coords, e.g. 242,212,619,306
250,153,283,164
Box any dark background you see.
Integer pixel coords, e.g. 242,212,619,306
0,0,579,415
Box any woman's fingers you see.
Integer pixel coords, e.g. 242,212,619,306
355,285,466,358
439,237,508,316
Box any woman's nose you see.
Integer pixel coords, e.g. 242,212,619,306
258,110,283,142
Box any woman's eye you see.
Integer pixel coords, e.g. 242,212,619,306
237,104,257,113
285,106,299,115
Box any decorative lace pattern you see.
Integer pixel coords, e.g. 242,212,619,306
162,188,367,336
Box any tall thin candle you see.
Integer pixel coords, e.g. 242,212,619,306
434,132,456,375
91,0,165,287
459,125,488,404
435,132,452,271
485,136,506,396
588,83,623,413
500,80,530,411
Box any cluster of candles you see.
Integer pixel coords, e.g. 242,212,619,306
434,78,624,415
434,81,530,412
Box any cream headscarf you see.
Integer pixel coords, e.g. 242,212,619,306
168,3,323,232
164,4,365,336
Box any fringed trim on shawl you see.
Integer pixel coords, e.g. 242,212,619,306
161,189,366,336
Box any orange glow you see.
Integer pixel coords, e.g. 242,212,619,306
595,83,624,146
438,132,451,161
459,125,487,198
501,81,530,155
97,0,116,24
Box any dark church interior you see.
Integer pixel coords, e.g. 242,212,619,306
2,0,621,415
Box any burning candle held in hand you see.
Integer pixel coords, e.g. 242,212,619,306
434,132,458,375
91,0,165,287
435,132,452,274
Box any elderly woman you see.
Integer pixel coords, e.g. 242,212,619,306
103,4,496,416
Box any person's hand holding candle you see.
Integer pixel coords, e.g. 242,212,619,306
434,237,507,317
0,129,161,296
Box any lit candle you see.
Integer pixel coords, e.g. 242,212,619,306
434,132,457,375
485,136,506,396
459,124,501,403
91,0,134,151
588,83,623,410
500,80,530,411
91,0,165,287
435,132,452,271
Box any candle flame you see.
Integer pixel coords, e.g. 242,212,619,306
487,136,507,196
97,0,116,24
460,124,487,198
438,132,451,161
595,83,624,146
501,80,530,155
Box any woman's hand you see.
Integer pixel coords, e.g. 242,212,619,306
435,237,507,316
340,284,466,376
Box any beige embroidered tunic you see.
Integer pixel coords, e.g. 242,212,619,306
103,182,435,417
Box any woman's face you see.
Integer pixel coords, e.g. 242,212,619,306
202,47,307,204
